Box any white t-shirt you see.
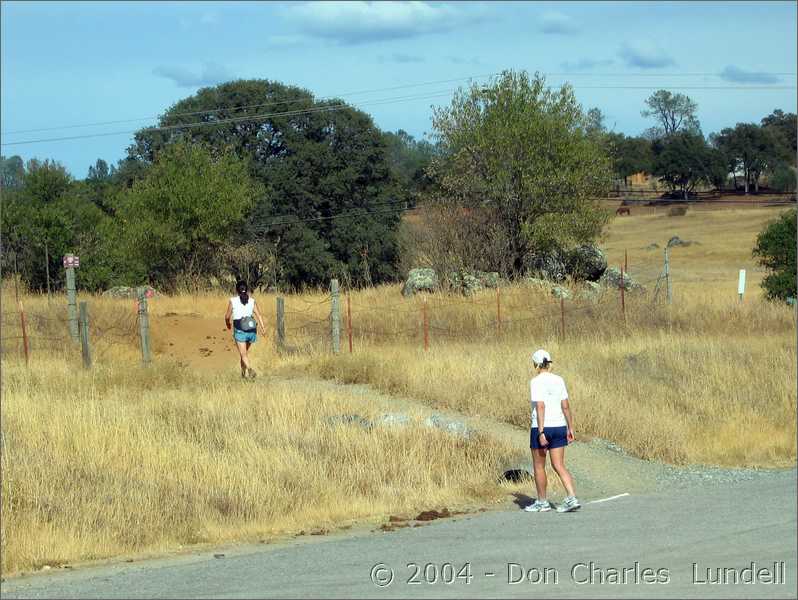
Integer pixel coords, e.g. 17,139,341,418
230,296,255,320
530,372,569,428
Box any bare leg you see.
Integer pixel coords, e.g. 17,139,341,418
531,448,548,501
246,342,256,377
549,446,576,497
236,341,251,376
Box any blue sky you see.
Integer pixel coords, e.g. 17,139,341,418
2,1,796,178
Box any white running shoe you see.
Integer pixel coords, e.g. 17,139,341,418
556,496,581,513
524,500,552,512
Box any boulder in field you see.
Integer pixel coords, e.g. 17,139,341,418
401,268,439,297
600,267,643,291
526,249,568,282
566,244,607,282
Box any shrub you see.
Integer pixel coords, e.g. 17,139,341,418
668,206,688,217
753,209,797,302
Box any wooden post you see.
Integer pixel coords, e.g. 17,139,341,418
66,265,79,342
620,264,626,323
346,293,353,353
137,287,151,364
275,296,285,353
79,301,91,369
624,248,628,274
665,247,672,305
496,287,502,338
422,296,429,351
44,239,51,304
330,279,340,355
18,300,29,366
560,297,565,340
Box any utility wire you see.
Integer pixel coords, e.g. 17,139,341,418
3,84,794,147
4,69,795,136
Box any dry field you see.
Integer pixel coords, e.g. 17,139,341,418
1,206,795,575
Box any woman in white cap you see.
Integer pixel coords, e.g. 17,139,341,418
524,349,580,513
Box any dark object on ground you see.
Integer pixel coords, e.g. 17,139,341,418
668,206,688,217
501,469,533,483
415,508,451,521
616,206,631,216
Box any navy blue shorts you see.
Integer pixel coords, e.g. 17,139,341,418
530,426,568,450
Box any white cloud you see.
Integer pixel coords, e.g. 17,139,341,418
153,62,236,88
719,66,781,84
618,40,676,69
560,58,615,71
285,1,470,44
539,11,578,35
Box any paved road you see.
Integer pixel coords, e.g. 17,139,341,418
3,472,796,599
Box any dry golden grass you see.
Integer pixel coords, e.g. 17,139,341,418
0,351,519,575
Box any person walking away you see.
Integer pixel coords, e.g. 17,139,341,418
224,280,266,379
524,349,580,513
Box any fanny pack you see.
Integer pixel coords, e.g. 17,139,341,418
234,316,257,332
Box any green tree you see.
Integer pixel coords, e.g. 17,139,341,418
761,109,797,159
642,90,700,138
606,133,654,186
753,209,796,302
382,129,439,199
429,70,613,276
127,79,404,288
0,155,25,189
115,140,259,289
651,132,715,199
714,123,777,194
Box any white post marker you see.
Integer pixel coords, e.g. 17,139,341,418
738,269,746,303
587,493,630,505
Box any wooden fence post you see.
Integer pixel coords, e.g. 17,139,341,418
275,296,285,353
18,300,29,367
66,265,79,342
137,287,151,364
330,279,341,355
79,301,92,369
346,293,353,353
560,297,565,341
620,264,626,323
422,296,429,351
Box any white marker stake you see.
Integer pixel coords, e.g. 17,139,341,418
587,493,630,505
738,269,746,303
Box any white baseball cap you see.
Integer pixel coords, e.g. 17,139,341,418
531,349,552,366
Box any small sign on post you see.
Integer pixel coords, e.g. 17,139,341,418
738,269,746,303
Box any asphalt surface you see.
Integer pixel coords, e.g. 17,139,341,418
3,471,796,599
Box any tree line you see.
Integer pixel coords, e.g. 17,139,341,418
1,72,795,295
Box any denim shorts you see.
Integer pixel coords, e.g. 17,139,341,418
233,328,257,343
530,426,568,450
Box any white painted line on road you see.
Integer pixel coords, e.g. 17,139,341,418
587,493,630,504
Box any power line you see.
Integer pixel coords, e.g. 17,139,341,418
4,70,795,136
2,83,794,148
1,73,504,136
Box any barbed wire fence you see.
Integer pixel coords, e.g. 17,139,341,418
1,289,151,368
273,251,674,355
